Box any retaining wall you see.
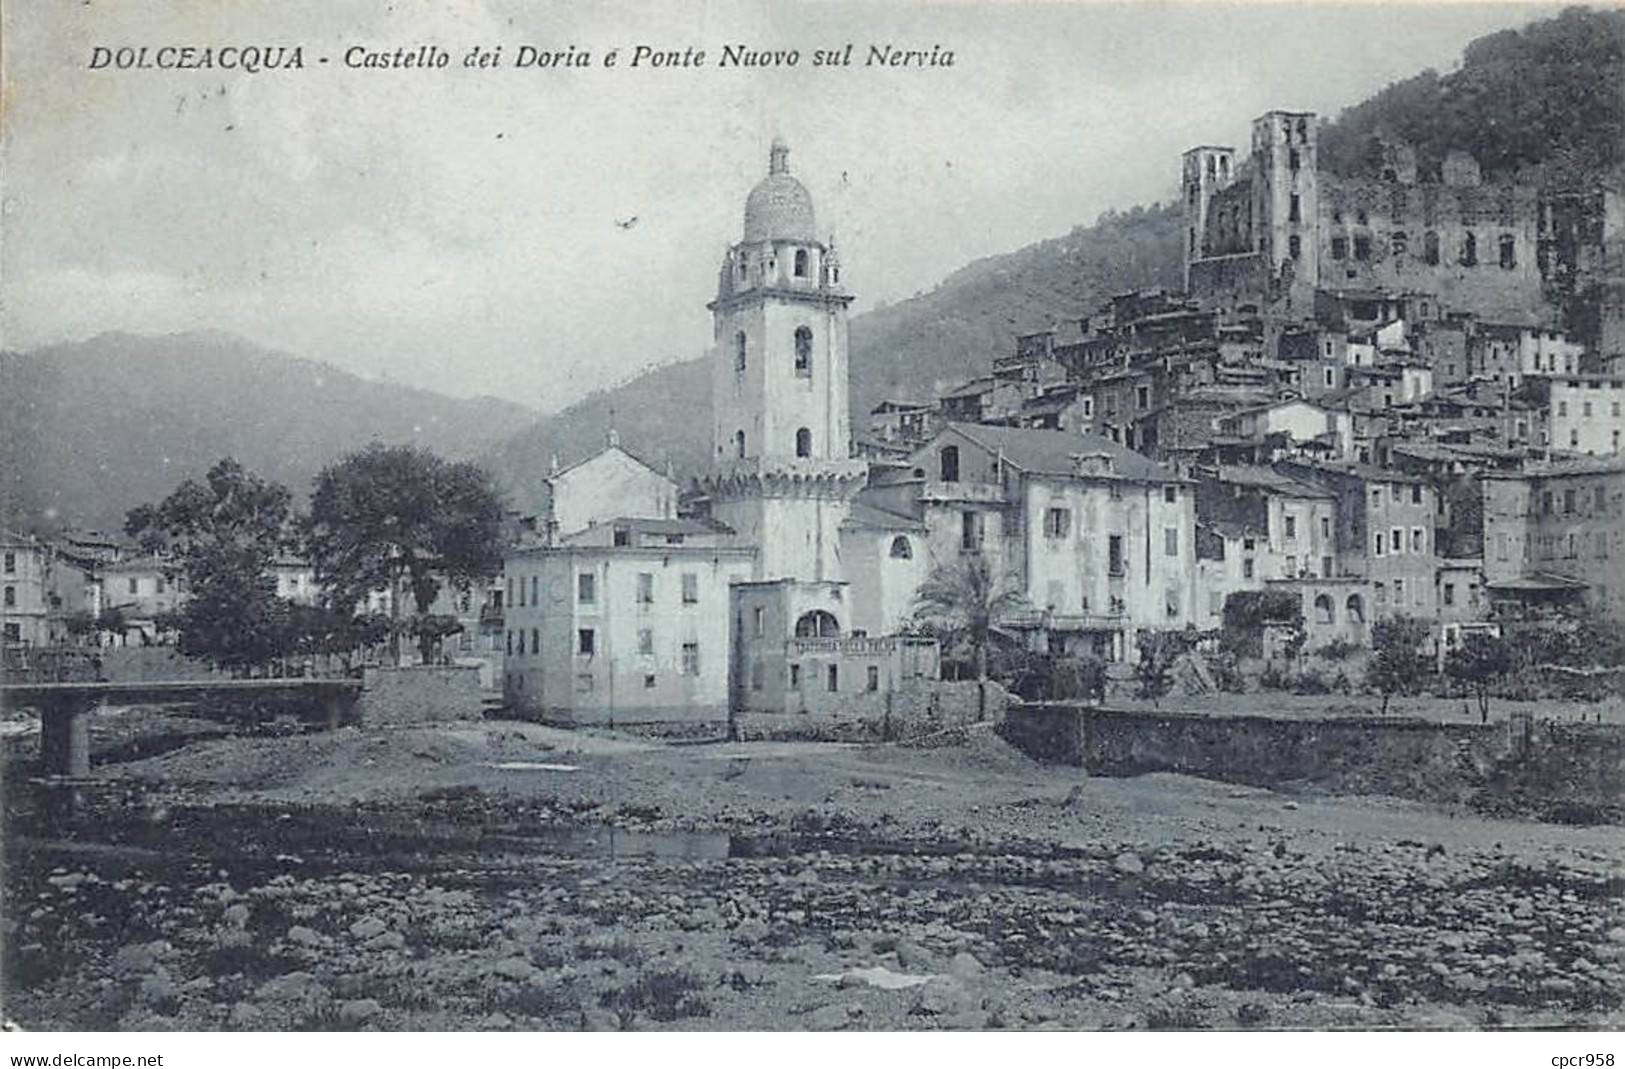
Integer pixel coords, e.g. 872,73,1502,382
358,665,485,725
1002,702,1625,814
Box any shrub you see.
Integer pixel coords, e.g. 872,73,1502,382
1316,638,1361,661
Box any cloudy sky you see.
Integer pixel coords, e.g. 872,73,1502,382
2,0,1555,411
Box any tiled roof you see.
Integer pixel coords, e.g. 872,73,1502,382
944,422,1172,482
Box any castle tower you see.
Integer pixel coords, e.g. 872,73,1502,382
1181,145,1235,289
1250,110,1319,293
699,137,867,583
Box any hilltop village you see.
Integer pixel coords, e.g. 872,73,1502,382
5,119,1623,726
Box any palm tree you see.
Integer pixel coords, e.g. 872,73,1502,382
911,555,1032,685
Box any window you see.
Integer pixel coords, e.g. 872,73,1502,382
575,673,594,694
1163,485,1177,504
1443,583,1455,606
1375,532,1386,556
826,664,839,692
1320,517,1331,540
1499,234,1516,269
1424,231,1440,265
1043,508,1071,539
1164,526,1179,557
795,427,812,458
578,572,596,604
1559,400,1569,417
506,577,514,606
1136,385,1150,410
734,430,746,459
1564,489,1576,514
1461,232,1477,267
795,610,839,638
1354,235,1371,261
681,642,700,675
1284,515,1297,541
577,628,595,655
644,674,657,690
940,445,960,483
735,330,747,372
1289,149,1300,172
681,573,699,604
531,628,539,654
1108,534,1125,576
794,249,808,277
1289,194,1300,222
889,536,912,560
1393,579,1405,604
1392,231,1408,256
1412,528,1425,553
961,511,983,552
751,660,764,691
789,664,801,690
1321,555,1332,577
1375,582,1387,605
128,578,139,595
1314,594,1334,624
1288,234,1301,259
2,553,12,574
1346,594,1364,624
1331,237,1347,260
2,586,13,608
613,526,630,547
638,628,654,655
1391,528,1404,554
1242,557,1255,579
1286,555,1298,575
866,666,880,692
794,326,813,377
1543,492,1554,515
506,630,514,656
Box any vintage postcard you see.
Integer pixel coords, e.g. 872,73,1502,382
1,0,1622,1052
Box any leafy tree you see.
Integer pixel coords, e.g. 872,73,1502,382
305,444,505,665
125,458,296,674
1445,631,1515,723
910,555,1031,682
1367,615,1431,716
1134,628,1199,708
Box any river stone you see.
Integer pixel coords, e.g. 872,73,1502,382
287,926,325,947
948,951,985,979
365,931,407,951
349,917,388,940
806,1004,849,1030
339,999,383,1025
493,957,536,982
896,940,935,970
223,903,251,929
227,1002,262,1029
1113,852,1145,876
912,976,975,1016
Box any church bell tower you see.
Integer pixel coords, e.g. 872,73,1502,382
699,137,867,583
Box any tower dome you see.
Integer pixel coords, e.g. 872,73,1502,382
742,137,817,243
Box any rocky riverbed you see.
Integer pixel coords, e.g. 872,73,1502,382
4,717,1623,1030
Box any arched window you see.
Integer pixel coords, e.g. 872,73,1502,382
794,610,840,638
794,326,813,377
1461,232,1478,267
940,445,960,483
1499,233,1516,269
1314,593,1335,625
734,430,746,459
795,427,812,457
1346,594,1365,625
889,536,913,560
794,249,808,278
735,330,747,372
1423,231,1440,265
1391,230,1408,256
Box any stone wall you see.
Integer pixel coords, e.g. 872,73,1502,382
734,679,1008,742
1002,702,1625,815
358,665,485,726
